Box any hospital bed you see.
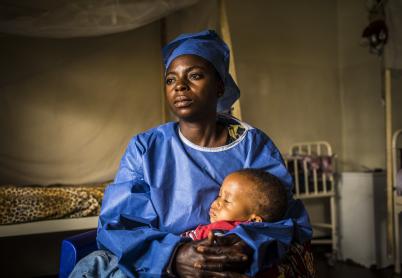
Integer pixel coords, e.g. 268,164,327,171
393,129,402,273
0,183,107,238
0,183,107,276
284,141,338,264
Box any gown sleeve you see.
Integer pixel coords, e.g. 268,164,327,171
96,137,183,277
227,136,313,276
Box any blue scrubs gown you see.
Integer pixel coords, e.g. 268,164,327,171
97,116,312,277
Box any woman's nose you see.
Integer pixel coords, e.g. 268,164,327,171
174,80,189,92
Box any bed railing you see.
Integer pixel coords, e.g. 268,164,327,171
284,141,335,198
393,129,402,273
284,141,338,264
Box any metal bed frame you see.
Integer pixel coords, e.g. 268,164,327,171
284,141,338,261
0,216,98,238
393,129,402,273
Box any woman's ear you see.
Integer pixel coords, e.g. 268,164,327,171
249,214,263,223
217,80,225,98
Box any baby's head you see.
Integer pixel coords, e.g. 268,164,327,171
209,169,287,223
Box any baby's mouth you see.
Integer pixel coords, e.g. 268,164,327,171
209,209,216,219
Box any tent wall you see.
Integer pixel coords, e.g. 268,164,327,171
227,0,342,161
338,0,384,171
165,0,219,42
0,23,162,185
226,0,385,172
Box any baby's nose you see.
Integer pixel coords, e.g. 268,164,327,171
211,199,221,209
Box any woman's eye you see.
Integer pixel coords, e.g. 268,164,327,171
190,73,202,80
165,78,174,85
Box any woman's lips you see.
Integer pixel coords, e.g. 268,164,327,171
174,100,193,108
174,96,193,108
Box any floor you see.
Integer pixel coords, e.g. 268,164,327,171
46,248,400,278
1,233,400,277
0,229,92,278
315,246,397,278
37,257,399,278
317,261,396,278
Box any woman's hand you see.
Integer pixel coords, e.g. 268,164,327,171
174,232,252,277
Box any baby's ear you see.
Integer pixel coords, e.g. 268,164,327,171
249,214,263,223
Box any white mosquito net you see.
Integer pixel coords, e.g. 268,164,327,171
0,0,198,38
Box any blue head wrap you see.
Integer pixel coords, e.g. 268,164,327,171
162,30,240,114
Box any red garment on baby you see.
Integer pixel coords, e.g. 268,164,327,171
181,220,245,240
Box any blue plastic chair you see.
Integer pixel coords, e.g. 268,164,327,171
59,230,97,278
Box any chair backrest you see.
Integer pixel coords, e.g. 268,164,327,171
59,229,97,278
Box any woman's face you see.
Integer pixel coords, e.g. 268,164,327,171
165,55,223,121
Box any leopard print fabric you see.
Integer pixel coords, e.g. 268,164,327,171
0,183,108,225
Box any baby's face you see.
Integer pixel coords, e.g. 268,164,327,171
209,173,255,223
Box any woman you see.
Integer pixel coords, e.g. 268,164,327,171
70,30,313,278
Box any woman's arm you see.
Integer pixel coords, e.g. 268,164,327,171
96,138,184,277
97,180,184,276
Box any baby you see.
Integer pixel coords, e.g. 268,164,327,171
182,168,288,240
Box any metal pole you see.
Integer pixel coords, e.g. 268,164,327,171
219,0,242,120
160,18,170,123
385,68,394,258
